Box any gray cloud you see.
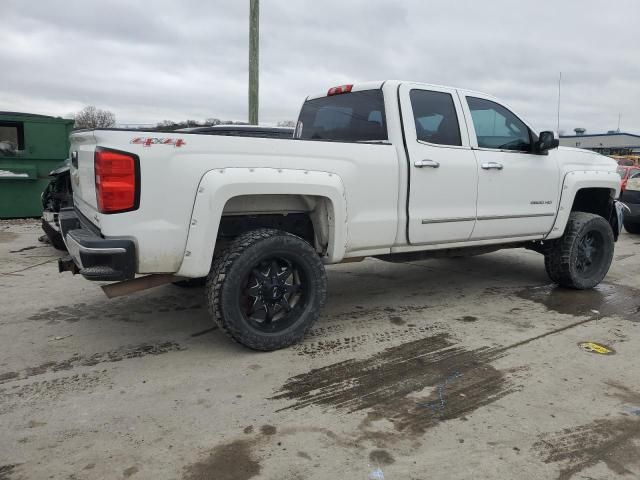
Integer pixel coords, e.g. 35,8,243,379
1,0,638,134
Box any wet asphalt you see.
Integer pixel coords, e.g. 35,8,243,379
1,219,639,480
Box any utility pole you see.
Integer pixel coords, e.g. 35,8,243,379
248,0,259,125
556,72,561,133
617,113,621,132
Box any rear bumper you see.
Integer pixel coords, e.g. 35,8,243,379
58,208,136,281
43,210,60,232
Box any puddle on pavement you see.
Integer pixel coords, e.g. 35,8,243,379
369,449,395,465
534,416,640,480
183,439,260,480
516,283,640,321
534,382,640,479
272,333,519,435
183,425,342,480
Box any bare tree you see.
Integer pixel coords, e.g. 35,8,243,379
152,120,178,131
74,106,116,129
204,118,222,126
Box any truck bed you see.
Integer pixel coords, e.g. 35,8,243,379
69,129,401,274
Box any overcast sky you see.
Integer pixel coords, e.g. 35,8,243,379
2,0,639,134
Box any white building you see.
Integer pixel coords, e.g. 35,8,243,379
559,131,640,156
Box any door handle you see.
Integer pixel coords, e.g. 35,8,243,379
414,159,440,168
481,162,503,170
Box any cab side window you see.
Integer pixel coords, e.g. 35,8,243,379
467,97,531,152
409,90,462,147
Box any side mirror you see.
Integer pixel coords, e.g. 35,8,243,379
535,131,560,154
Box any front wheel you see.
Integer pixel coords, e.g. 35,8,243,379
544,212,614,289
206,229,327,351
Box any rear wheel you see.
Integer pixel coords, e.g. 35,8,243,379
544,212,614,289
623,220,640,234
206,228,327,351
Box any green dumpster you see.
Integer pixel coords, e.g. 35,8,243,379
0,112,74,218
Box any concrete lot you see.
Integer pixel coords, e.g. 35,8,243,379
1,219,639,480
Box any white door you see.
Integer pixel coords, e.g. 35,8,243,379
399,84,478,245
460,93,560,240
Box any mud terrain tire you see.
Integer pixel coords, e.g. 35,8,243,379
544,212,614,289
206,228,327,351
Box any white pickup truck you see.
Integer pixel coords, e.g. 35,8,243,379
59,80,623,350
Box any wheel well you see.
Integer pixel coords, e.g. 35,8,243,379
218,213,315,244
571,188,614,218
571,187,618,240
218,194,333,254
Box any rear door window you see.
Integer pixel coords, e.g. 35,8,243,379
409,90,462,146
296,90,388,142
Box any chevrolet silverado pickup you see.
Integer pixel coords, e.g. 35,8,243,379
59,80,623,350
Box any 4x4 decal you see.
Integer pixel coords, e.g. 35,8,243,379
130,137,186,147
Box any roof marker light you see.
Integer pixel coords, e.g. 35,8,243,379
327,84,353,96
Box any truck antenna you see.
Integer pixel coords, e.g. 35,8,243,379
557,72,561,133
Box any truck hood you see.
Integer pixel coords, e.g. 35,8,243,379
557,146,618,171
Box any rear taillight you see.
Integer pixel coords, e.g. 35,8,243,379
94,147,139,213
327,84,353,96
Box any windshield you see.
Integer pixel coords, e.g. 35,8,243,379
617,167,626,178
296,90,388,142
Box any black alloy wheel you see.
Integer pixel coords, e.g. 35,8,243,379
207,228,327,351
575,231,605,277
241,256,304,333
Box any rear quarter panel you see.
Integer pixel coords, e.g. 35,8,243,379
77,130,400,274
